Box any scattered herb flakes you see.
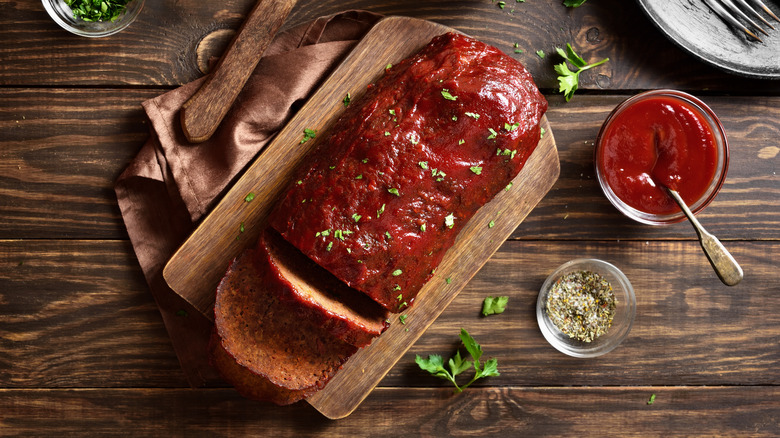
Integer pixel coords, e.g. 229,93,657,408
386,63,393,70
377,203,386,217
418,161,429,170
355,174,363,180
554,43,609,101
385,231,392,240
239,222,245,233
482,296,509,316
384,131,391,136
444,213,455,229
65,0,132,22
446,277,452,284
441,89,458,101
545,270,616,343
297,180,303,185
504,121,520,131
175,309,188,317
458,139,466,145
470,166,483,175
399,314,408,325
414,328,499,393
540,127,546,138
326,241,334,251
352,213,362,222
244,192,255,202
392,269,403,276
343,93,351,107
388,188,400,196
487,128,498,139
465,112,480,119
505,182,514,191
536,50,546,58
397,294,404,301
361,158,369,163
513,43,523,54
452,115,458,121
420,223,427,232
488,220,495,228
409,133,420,144
497,1,506,8
647,394,656,405
300,128,317,144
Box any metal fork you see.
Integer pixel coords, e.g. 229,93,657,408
703,0,780,41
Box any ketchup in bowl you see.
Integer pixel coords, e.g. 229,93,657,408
595,90,729,225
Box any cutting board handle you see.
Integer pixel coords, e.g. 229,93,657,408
180,0,297,143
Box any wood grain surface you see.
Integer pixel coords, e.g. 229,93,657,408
1,0,778,434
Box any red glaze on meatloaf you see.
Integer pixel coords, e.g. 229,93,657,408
269,32,547,312
212,248,357,405
258,228,389,348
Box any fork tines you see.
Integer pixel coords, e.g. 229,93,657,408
704,0,780,42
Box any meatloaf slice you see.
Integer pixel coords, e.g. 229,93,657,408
269,32,547,312
212,247,357,405
258,228,389,348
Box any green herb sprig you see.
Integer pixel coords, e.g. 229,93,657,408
554,43,609,101
482,296,508,316
415,328,500,393
65,0,132,22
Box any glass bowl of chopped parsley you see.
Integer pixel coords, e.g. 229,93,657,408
42,0,145,37
536,258,636,358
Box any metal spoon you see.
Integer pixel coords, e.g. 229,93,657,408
665,187,743,286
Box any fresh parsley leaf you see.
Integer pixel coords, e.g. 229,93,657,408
300,128,317,144
647,394,656,405
554,43,609,101
482,296,509,316
480,357,500,377
536,50,546,58
459,328,483,365
563,0,588,7
244,192,255,202
399,314,408,325
415,328,499,393
388,188,400,196
448,350,473,376
343,93,351,107
441,89,458,101
470,166,482,175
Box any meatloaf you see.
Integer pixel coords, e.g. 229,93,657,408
211,247,357,405
269,32,548,312
257,228,389,348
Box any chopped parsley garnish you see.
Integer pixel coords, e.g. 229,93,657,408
394,285,402,291
505,182,514,191
647,393,656,405
329,165,336,170
326,241,333,251
64,0,132,22
392,269,403,276
488,220,495,228
420,223,427,232
316,229,331,237
418,161,429,170
300,128,317,144
487,128,498,139
244,192,255,202
397,294,404,301
385,231,392,240
504,122,520,131
441,89,458,101
352,213,362,222
446,277,452,284
239,222,245,233
399,314,408,324
536,50,546,58
297,180,303,185
540,127,546,138
409,133,420,144
444,213,455,229
377,203,386,217
498,1,506,9
389,109,396,115
362,158,369,163
452,115,458,121
513,43,523,54
355,174,363,179
482,296,509,316
386,63,393,69
343,93,351,107
388,188,400,196
465,112,480,119
458,139,465,145
470,166,482,175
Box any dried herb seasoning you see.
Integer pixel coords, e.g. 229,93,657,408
545,270,616,342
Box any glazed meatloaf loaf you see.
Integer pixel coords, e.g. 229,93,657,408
212,248,358,405
269,32,548,312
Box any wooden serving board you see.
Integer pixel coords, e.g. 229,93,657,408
163,16,559,419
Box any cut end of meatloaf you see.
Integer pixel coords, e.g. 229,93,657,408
212,248,357,405
259,228,389,348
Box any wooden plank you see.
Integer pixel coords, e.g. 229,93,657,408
3,0,780,93
161,16,559,418
0,387,777,435
1,240,776,389
2,90,778,241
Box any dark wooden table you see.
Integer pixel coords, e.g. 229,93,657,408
2,0,778,435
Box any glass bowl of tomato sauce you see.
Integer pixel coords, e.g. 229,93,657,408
595,90,729,225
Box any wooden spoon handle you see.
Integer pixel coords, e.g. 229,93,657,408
180,0,297,143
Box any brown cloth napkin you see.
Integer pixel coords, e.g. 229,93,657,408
114,10,382,387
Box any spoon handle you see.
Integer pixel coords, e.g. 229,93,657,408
667,188,743,286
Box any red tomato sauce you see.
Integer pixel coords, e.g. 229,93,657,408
597,95,718,215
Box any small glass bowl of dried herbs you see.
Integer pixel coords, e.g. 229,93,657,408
536,258,635,358
42,0,145,37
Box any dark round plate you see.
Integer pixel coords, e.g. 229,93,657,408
636,0,780,80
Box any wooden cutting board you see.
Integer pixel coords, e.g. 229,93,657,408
163,16,559,419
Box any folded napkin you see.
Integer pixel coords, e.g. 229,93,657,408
114,10,382,387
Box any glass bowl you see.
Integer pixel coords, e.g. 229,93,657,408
536,259,636,358
42,0,145,37
594,89,729,225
